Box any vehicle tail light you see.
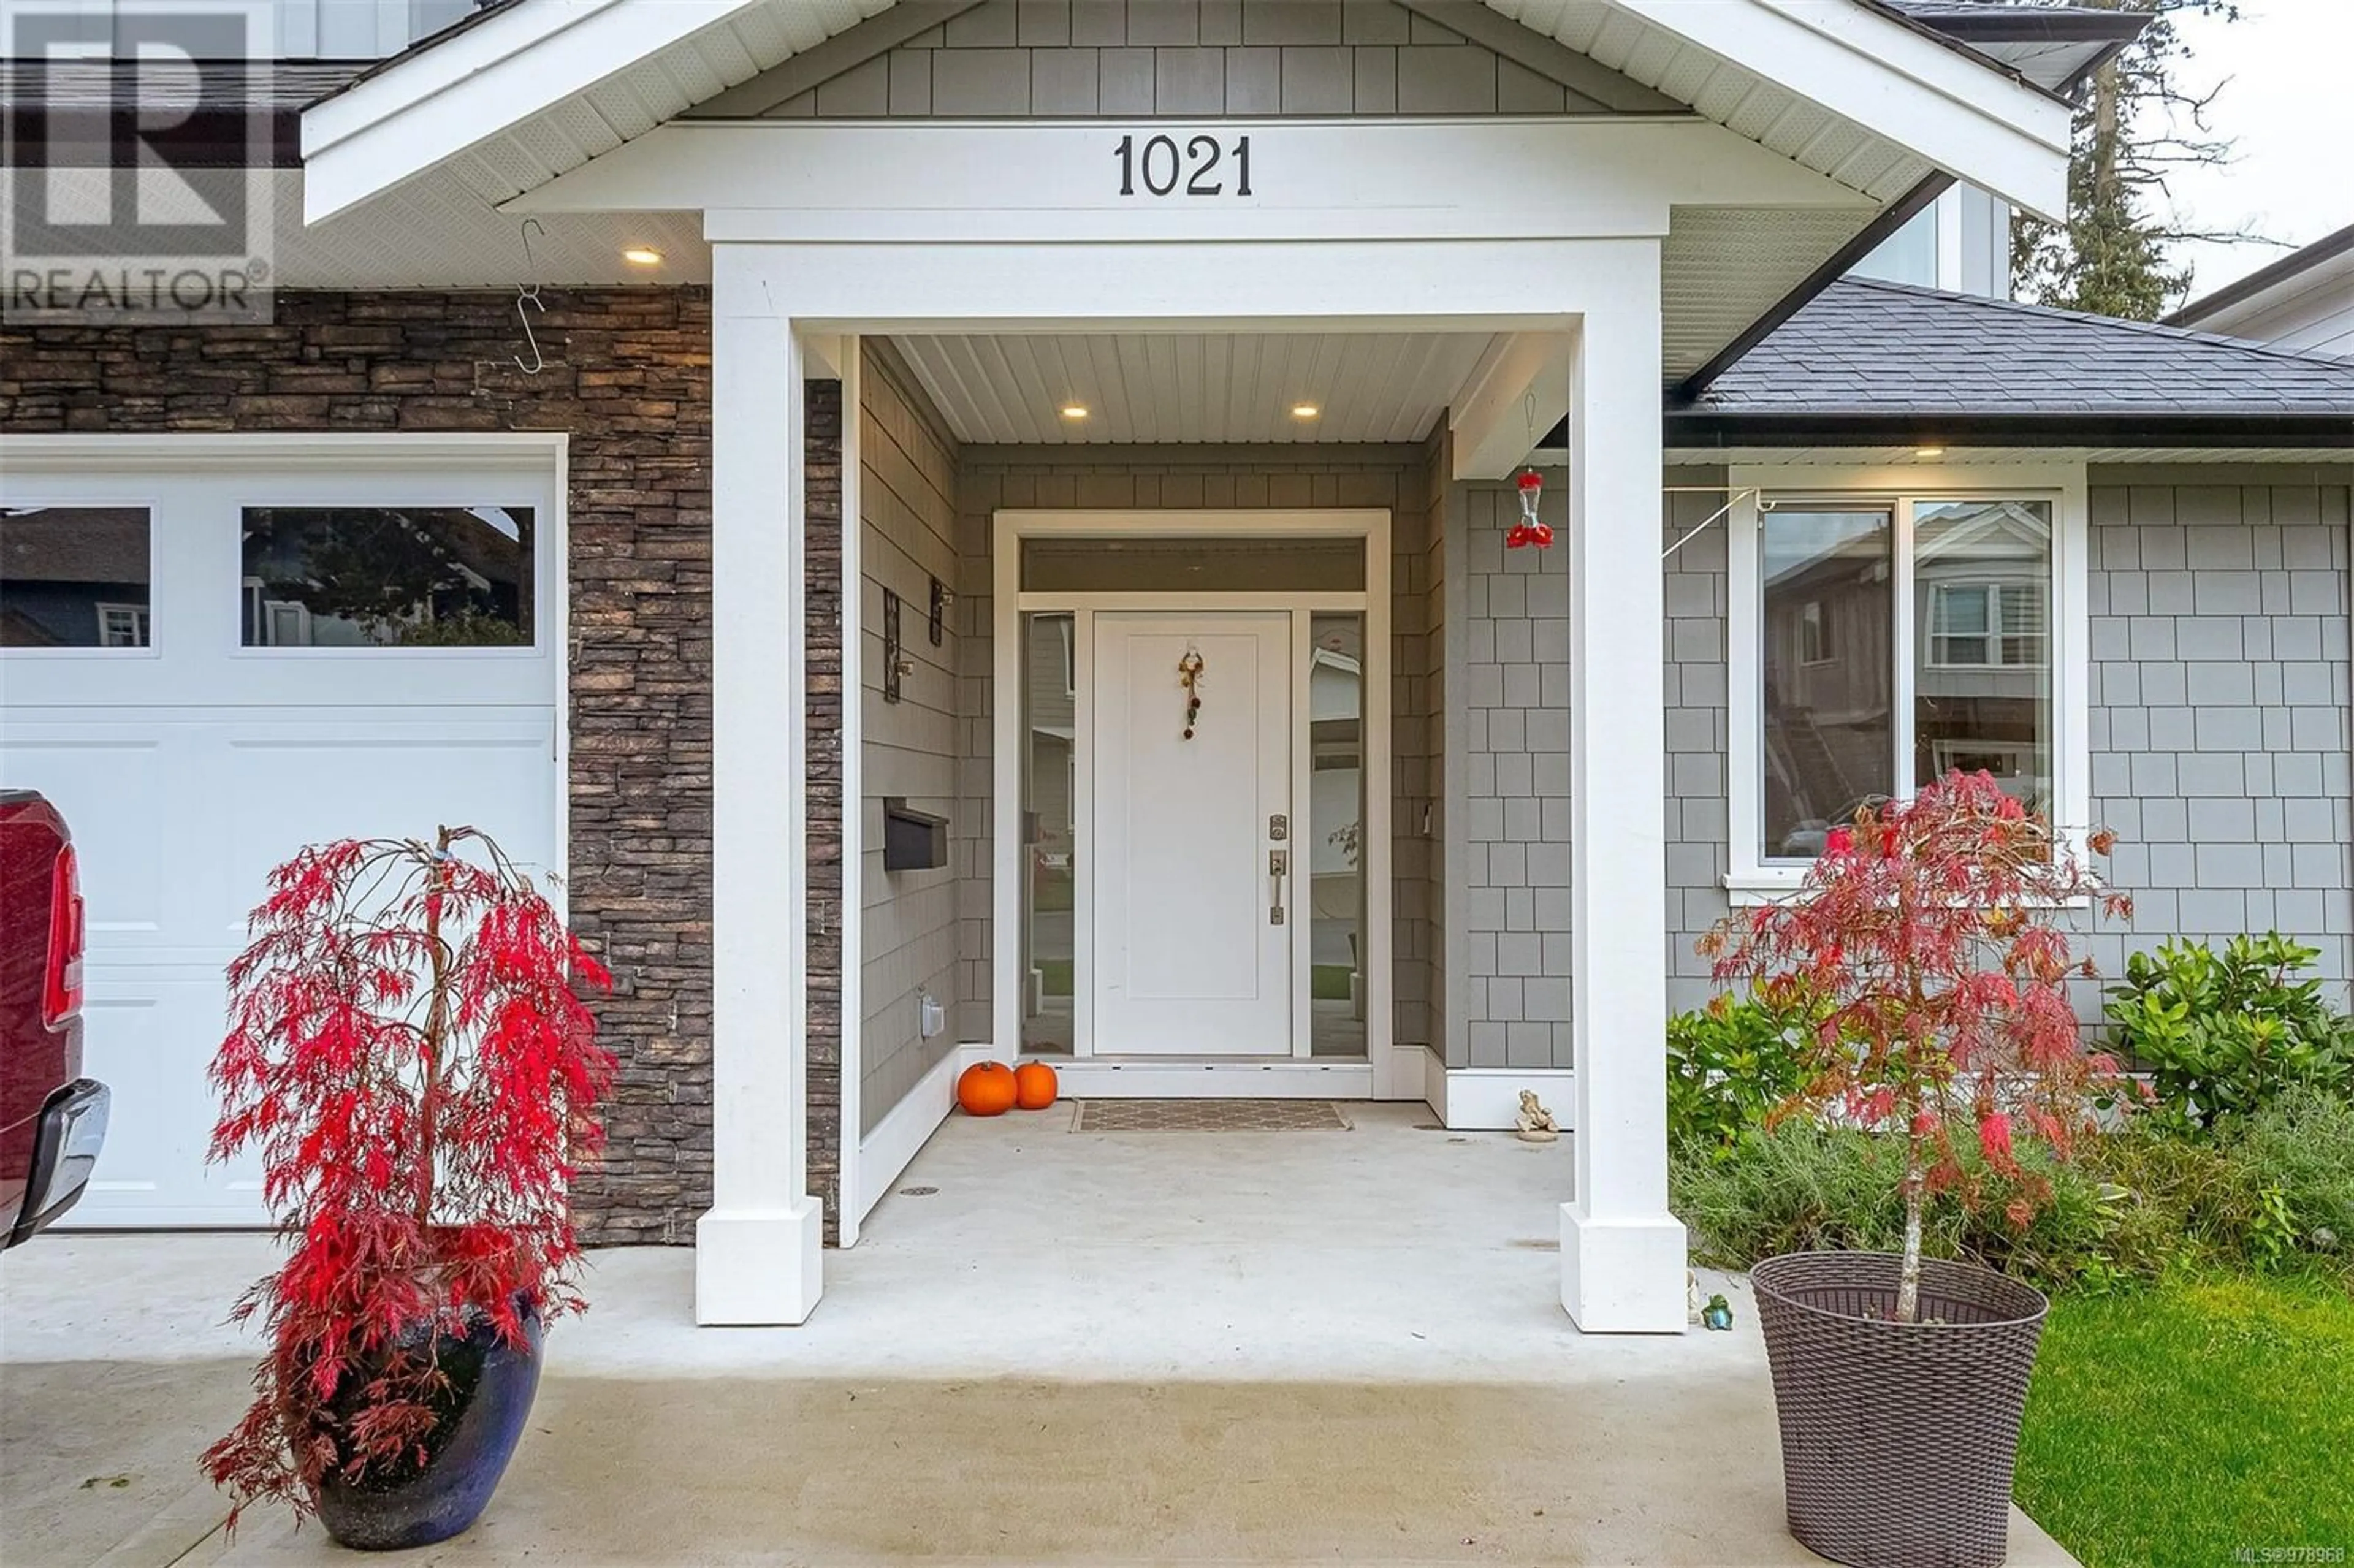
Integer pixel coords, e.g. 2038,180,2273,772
42,843,84,1028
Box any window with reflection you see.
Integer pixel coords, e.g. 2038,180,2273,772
1753,495,2055,864
1761,506,1892,862
241,506,533,648
1,507,153,648
1020,612,1077,1056
1916,499,2052,811
1308,613,1366,1058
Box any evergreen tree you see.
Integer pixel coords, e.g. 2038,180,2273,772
2010,0,2264,319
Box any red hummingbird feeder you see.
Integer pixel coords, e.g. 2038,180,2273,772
1505,468,1552,549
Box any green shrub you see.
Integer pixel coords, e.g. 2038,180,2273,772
2103,934,2354,1135
1673,1089,2354,1292
1670,1122,2120,1290
2228,1084,2354,1261
1666,990,1818,1159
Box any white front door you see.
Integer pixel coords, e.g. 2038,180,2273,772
1092,612,1292,1054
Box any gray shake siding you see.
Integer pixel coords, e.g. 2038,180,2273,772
2079,472,2354,999
688,0,1680,121
858,346,967,1130
1658,464,2354,1019
1445,479,1575,1068
1663,468,1736,1015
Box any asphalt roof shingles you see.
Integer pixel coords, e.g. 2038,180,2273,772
1686,276,2354,419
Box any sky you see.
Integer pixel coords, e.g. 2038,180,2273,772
2156,0,2354,305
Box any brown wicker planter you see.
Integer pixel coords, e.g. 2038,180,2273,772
1751,1252,2049,1568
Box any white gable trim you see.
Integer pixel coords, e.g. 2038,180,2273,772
301,0,2068,228
302,0,889,222
1506,0,2070,218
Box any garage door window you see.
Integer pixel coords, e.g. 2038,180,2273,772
1,507,153,649
241,506,535,649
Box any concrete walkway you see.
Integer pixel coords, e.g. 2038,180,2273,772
2,1104,2077,1565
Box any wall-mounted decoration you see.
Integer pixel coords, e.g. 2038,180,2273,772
928,576,949,647
882,587,904,703
1178,645,1205,739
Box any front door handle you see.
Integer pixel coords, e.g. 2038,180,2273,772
1269,849,1288,926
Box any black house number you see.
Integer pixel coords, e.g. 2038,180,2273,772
1114,134,1253,197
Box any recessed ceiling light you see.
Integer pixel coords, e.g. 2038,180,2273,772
1915,445,1946,459
1060,404,1089,420
622,246,663,267
1292,403,1320,419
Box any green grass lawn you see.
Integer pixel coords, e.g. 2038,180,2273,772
2015,1273,2354,1568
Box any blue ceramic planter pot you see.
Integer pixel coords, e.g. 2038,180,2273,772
313,1304,544,1552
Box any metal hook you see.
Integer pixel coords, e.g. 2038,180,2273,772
514,218,547,375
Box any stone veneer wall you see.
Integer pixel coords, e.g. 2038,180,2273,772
1661,465,2354,1018
804,381,847,1241
0,289,859,1246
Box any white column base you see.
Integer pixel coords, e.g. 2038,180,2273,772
695,1201,825,1325
1560,1202,1687,1334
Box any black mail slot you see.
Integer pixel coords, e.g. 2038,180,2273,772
882,799,950,872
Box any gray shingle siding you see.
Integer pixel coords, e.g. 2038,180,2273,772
858,348,967,1132
2083,476,2354,1001
1663,469,1735,1014
1449,481,1574,1068
1659,465,2354,1021
703,0,1676,119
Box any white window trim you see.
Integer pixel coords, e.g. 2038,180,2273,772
1723,463,2089,905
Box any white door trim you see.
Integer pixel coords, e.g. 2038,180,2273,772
991,508,1395,1097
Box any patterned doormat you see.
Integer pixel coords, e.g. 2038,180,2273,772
1068,1099,1354,1132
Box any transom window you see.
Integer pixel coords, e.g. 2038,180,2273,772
1727,478,2084,890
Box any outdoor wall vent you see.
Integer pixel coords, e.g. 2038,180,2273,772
882,798,950,872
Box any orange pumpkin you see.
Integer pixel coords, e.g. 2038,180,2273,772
1013,1060,1060,1111
956,1061,1019,1117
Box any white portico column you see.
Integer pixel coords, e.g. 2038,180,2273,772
697,251,824,1324
1560,249,1688,1333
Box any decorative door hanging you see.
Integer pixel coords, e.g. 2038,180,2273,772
1178,645,1206,739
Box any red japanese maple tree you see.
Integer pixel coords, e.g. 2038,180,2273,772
1701,771,2133,1322
202,827,612,1528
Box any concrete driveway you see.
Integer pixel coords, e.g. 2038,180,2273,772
2,1105,2078,1565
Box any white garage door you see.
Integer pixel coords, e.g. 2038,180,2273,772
1,436,566,1227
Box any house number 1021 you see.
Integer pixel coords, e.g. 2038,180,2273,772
1114,134,1252,197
